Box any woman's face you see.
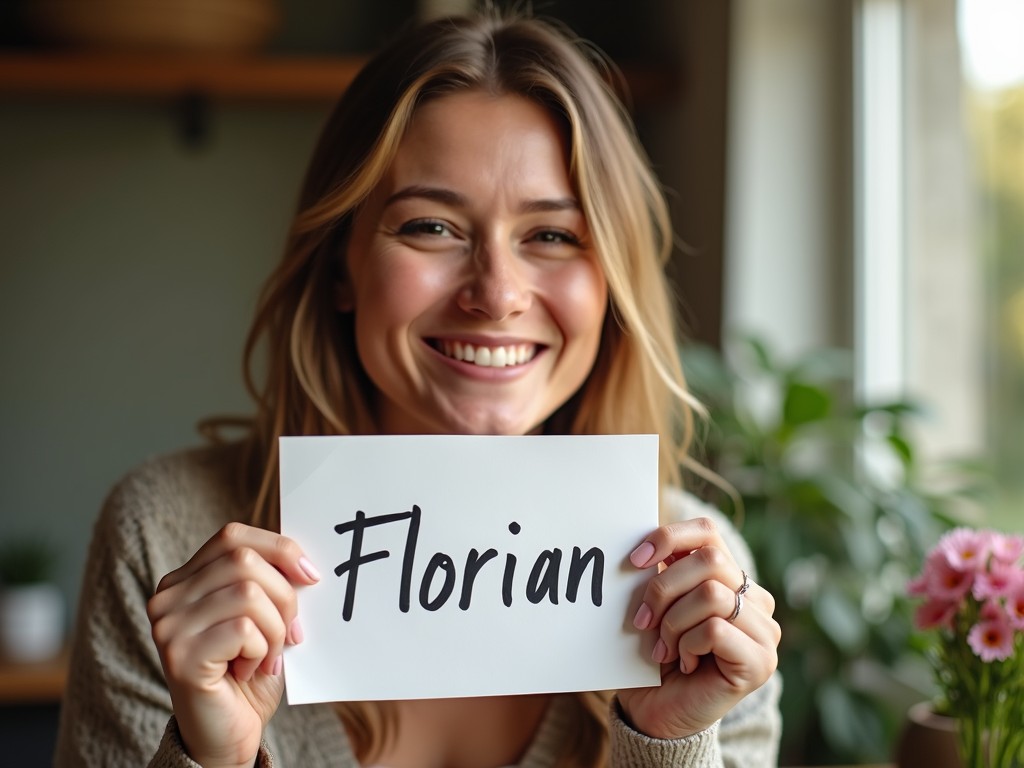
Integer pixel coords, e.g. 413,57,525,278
342,90,608,435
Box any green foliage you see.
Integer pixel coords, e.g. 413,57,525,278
682,335,990,765
0,538,56,586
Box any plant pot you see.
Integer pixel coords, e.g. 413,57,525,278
894,701,963,768
0,582,64,663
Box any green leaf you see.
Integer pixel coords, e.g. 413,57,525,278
887,433,914,466
855,400,928,420
734,334,776,374
783,382,832,426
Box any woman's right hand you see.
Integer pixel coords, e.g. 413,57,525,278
146,523,321,768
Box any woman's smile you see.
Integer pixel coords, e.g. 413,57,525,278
430,339,539,369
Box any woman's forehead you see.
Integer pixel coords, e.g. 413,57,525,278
379,90,577,198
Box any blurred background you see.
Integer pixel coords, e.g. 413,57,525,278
0,0,1021,765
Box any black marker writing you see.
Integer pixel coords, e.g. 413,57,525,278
333,509,605,620
333,506,421,621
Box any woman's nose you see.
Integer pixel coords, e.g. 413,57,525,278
457,244,532,321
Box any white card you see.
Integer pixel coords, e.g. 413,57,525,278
280,434,660,704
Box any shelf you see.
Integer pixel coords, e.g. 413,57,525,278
0,51,678,107
0,650,67,705
0,51,367,103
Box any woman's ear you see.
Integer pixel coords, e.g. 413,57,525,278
335,280,354,312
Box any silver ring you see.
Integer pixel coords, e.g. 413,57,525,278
728,591,743,623
737,570,751,596
728,570,750,623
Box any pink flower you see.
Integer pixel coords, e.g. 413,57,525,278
1007,587,1024,629
980,599,1005,621
989,533,1024,565
939,527,992,572
924,554,975,601
973,561,1024,600
907,572,929,596
967,615,1016,662
915,598,958,630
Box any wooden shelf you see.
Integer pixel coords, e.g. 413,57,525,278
0,650,67,705
0,51,367,103
0,51,678,107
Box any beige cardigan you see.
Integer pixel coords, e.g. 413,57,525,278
54,444,781,767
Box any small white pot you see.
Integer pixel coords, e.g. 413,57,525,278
0,582,65,663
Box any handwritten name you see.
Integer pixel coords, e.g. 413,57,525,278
332,505,605,621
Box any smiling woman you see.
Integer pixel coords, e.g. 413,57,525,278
53,8,782,768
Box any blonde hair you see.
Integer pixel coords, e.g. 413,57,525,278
220,8,699,766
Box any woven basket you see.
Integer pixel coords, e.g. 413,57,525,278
28,0,280,53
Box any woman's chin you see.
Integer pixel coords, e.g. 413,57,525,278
432,407,543,437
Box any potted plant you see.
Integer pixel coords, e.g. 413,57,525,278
0,538,64,663
680,335,989,765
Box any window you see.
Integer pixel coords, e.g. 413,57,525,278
903,0,1023,529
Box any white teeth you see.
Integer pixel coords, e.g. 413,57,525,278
439,341,536,368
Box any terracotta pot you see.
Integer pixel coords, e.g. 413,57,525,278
894,701,963,768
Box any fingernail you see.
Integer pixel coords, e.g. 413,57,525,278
298,556,321,581
272,655,283,676
630,541,656,568
289,617,304,645
633,602,653,630
651,638,668,664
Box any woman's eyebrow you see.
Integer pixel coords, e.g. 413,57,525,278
384,186,581,215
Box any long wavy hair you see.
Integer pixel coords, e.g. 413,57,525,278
217,8,700,766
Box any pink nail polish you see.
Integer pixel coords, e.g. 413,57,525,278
633,602,653,630
651,638,667,664
298,556,321,581
272,655,283,676
630,541,656,568
289,617,304,645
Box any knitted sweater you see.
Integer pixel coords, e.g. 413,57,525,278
54,443,781,767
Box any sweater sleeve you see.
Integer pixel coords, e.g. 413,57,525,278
52,452,258,767
53,469,195,767
152,718,275,768
609,701,721,766
609,672,782,768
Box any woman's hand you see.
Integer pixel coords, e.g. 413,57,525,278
617,517,780,740
146,523,320,768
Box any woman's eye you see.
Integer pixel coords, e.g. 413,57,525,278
531,229,582,247
398,219,452,237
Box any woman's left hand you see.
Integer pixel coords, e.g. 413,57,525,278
617,517,780,740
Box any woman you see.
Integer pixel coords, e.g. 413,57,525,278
55,10,781,768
